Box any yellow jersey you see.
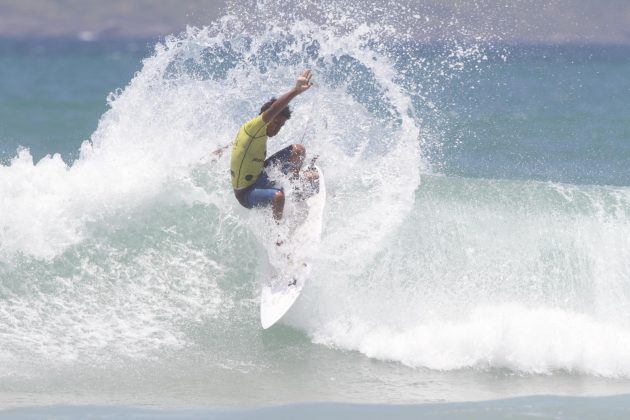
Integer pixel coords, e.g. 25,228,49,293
230,114,269,189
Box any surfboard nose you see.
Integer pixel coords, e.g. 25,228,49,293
260,166,325,329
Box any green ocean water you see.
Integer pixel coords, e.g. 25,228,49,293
0,40,147,163
1,7,630,419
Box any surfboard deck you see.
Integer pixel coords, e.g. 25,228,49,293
260,165,325,329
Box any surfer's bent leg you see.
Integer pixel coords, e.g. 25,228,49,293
234,171,285,220
265,144,305,178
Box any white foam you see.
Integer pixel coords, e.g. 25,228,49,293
292,176,630,378
7,0,627,384
0,6,426,374
310,303,630,377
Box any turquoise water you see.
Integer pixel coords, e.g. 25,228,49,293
0,40,147,164
1,2,630,418
435,45,630,186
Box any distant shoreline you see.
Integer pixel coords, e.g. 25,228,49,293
1,0,629,46
0,32,629,47
2,36,630,49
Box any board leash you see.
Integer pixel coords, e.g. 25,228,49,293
298,96,317,146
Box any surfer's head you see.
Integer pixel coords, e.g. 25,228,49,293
261,98,291,137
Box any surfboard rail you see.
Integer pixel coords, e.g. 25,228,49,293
260,165,326,329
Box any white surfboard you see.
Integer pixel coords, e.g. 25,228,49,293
260,165,326,329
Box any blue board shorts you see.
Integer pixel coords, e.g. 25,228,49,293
234,146,296,209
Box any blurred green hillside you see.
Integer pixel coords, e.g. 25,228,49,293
0,0,629,44
0,0,226,39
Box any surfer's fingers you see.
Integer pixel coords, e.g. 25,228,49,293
296,72,313,90
304,70,314,87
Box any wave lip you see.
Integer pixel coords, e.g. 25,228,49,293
310,303,630,378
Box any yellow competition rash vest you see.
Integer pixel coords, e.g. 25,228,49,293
230,114,269,189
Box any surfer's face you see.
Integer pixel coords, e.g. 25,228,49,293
267,115,288,137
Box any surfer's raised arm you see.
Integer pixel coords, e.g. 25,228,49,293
214,71,313,161
229,68,318,222
261,69,313,124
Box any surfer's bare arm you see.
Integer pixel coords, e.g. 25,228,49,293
261,69,313,124
212,144,229,158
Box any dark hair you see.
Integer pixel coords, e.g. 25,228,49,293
260,97,291,119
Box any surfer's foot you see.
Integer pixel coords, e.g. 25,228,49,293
303,168,319,195
276,233,287,247
303,167,319,182
293,168,319,201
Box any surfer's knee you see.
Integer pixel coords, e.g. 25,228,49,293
272,190,285,221
291,144,305,159
273,190,285,204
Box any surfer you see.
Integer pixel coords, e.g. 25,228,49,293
229,69,316,221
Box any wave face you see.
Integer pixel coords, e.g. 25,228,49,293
1,0,630,402
302,176,630,377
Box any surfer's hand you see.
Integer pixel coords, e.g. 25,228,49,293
211,145,229,159
295,69,313,93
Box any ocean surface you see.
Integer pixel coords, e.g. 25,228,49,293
1,2,630,418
